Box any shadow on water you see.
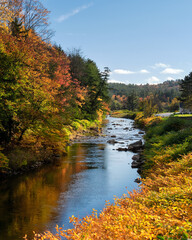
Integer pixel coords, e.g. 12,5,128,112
0,117,142,240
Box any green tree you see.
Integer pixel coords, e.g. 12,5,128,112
126,92,138,111
0,38,22,145
81,60,109,119
179,72,192,111
68,48,86,84
68,50,109,120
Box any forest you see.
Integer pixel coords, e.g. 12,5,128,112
0,0,109,173
1,0,191,174
1,1,192,239
109,80,181,113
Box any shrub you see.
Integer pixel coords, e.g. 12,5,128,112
0,150,9,171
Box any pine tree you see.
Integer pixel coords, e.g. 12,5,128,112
179,72,192,111
10,17,23,37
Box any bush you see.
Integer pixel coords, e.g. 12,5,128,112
134,113,162,129
0,150,9,171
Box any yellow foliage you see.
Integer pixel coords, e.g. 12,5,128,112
135,113,162,128
0,1,13,29
27,152,192,240
27,116,192,239
0,149,9,170
30,146,192,240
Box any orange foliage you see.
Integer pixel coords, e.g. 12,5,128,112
28,153,192,240
135,113,162,128
27,115,192,240
0,27,86,151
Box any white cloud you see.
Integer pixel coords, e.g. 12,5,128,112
147,76,160,84
166,77,175,81
140,69,150,74
113,69,135,75
56,3,93,22
108,79,126,84
153,63,170,69
161,68,184,74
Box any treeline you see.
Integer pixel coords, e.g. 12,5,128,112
0,0,109,171
109,80,181,114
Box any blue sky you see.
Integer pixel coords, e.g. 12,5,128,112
42,0,192,85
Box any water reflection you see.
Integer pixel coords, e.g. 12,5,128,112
0,144,90,239
0,117,141,240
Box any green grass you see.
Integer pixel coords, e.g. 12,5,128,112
142,117,192,174
174,114,192,117
110,110,138,119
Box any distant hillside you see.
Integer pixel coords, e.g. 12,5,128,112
108,80,181,100
108,80,181,112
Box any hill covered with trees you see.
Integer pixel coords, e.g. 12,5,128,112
109,80,181,113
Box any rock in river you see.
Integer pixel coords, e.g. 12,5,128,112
111,135,116,138
131,160,144,168
117,147,128,152
107,139,119,144
132,154,140,161
128,140,143,153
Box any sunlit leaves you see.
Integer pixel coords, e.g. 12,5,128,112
30,118,192,240
0,27,82,152
0,14,109,172
0,0,13,29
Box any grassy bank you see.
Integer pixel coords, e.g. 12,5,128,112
142,117,192,175
174,114,192,117
110,110,138,119
29,115,192,240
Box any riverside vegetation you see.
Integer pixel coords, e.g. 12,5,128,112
1,0,192,239
27,113,192,240
0,0,109,176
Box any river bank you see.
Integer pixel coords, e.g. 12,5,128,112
0,116,143,240
0,119,105,179
35,115,192,240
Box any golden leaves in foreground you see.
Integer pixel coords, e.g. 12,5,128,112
27,152,192,240
26,117,192,239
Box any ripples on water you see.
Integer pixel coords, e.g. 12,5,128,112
0,117,143,240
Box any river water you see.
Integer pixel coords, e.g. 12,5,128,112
0,117,143,240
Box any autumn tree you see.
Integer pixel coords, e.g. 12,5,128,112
0,0,13,28
0,28,77,150
0,2,109,172
143,95,158,117
2,0,54,40
169,97,179,112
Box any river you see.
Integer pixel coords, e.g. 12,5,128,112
0,116,144,240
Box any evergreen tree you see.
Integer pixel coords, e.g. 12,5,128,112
68,50,109,120
126,92,138,111
10,17,28,37
179,72,192,111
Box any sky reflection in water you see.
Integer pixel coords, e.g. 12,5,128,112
0,117,142,240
